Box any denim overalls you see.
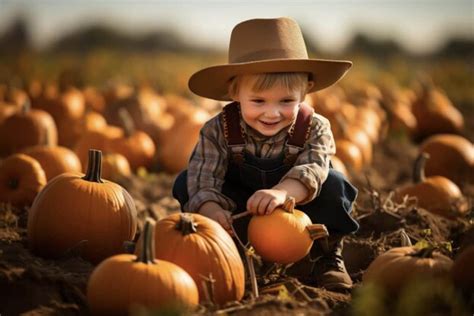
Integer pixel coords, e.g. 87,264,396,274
173,102,359,244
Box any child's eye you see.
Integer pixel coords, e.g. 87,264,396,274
282,99,295,103
251,99,264,103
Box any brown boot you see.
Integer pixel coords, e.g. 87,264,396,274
310,236,353,292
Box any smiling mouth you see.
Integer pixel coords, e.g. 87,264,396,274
260,121,280,126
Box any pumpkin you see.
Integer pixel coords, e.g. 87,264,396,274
82,86,106,113
451,245,474,293
21,145,82,181
248,197,329,264
136,212,245,305
101,153,131,182
420,134,474,187
33,87,86,147
363,246,453,294
0,102,58,157
157,98,209,173
0,154,47,208
87,218,198,315
28,149,137,263
74,127,124,171
394,153,468,218
107,108,156,171
333,114,373,165
0,103,18,123
412,84,464,140
335,139,364,172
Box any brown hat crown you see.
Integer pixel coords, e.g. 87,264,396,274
189,17,352,101
229,18,308,63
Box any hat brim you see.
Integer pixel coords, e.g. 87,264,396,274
188,58,352,101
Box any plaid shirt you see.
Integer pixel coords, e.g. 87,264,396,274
185,104,336,212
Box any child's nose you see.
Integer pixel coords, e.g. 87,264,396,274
265,107,280,117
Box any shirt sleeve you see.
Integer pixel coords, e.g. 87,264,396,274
184,114,237,212
280,113,336,204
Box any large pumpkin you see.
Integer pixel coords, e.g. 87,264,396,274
28,149,137,263
87,218,198,315
137,212,245,305
248,198,329,264
394,153,468,218
363,246,453,294
420,134,474,187
451,245,474,293
0,154,47,207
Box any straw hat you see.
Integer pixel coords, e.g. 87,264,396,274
188,17,352,101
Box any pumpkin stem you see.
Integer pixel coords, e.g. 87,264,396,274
410,246,437,258
137,218,157,264
82,149,104,183
21,99,31,115
282,196,296,214
118,107,135,138
175,213,198,235
306,224,329,241
413,153,429,183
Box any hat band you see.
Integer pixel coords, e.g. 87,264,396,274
231,48,309,63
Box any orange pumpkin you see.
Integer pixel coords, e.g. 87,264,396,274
28,149,137,263
335,139,364,172
0,154,47,208
363,246,453,294
21,145,82,181
412,84,464,140
0,103,17,123
420,134,474,187
87,218,198,315
394,153,468,218
331,156,349,178
101,153,131,182
248,198,329,264
107,108,156,171
137,213,245,305
0,102,58,157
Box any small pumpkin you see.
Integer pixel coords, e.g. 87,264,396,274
420,134,474,187
335,139,364,172
136,212,245,305
0,101,58,157
87,218,198,315
248,197,329,264
107,108,156,171
0,154,47,208
28,149,137,263
333,114,373,165
363,246,453,294
394,153,468,218
331,156,349,178
21,145,82,181
101,152,131,182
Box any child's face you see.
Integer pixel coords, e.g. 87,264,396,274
234,77,305,137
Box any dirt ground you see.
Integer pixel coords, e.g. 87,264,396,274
0,131,473,315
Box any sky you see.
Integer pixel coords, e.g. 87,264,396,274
0,0,473,54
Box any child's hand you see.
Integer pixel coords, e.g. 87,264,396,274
247,189,287,215
199,208,234,236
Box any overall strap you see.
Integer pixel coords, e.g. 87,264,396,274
222,102,245,164
284,103,314,166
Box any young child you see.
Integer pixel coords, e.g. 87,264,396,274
173,17,359,291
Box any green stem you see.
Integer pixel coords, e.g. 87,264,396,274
137,218,156,264
21,99,31,115
175,213,198,236
82,149,104,183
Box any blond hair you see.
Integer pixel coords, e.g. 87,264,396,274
227,73,311,100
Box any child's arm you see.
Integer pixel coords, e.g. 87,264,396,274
198,201,233,235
